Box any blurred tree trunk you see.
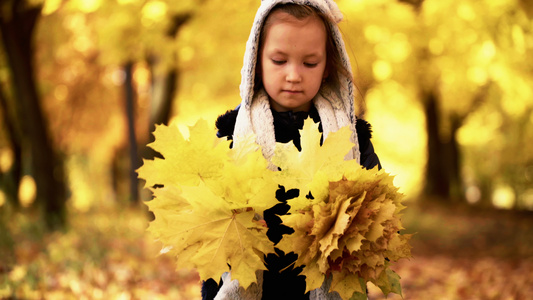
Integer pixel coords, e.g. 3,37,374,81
124,61,140,204
447,113,463,201
0,213,15,272
0,84,22,208
422,82,488,202
478,176,494,207
400,0,457,202
404,0,486,203
120,14,192,204
148,59,177,133
0,0,67,230
520,0,533,17
398,0,424,11
400,0,459,203
422,90,451,200
143,13,192,161
421,87,490,203
149,13,191,130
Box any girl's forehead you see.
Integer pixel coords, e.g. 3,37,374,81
264,10,325,29
264,12,326,35
262,16,327,55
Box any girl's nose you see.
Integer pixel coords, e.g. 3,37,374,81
286,65,302,83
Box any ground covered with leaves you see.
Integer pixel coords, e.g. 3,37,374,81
1,201,532,299
368,203,533,300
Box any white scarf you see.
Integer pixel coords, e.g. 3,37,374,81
233,87,361,167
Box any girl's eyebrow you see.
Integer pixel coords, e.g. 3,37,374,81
303,53,323,59
268,49,323,58
269,49,288,55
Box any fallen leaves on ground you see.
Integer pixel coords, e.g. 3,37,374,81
1,206,202,300
1,202,533,299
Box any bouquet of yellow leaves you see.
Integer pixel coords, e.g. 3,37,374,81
137,119,411,299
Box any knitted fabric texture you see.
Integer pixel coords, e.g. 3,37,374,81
214,272,263,300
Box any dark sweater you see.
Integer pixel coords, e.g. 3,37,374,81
202,106,381,300
215,105,381,170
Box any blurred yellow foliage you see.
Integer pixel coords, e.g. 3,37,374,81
141,1,168,27
73,0,102,13
18,176,36,208
0,148,14,173
42,0,62,15
0,191,5,207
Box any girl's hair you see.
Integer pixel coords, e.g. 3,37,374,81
255,3,353,93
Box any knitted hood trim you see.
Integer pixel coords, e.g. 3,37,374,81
233,0,361,165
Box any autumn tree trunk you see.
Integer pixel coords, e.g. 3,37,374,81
124,61,140,204
447,114,463,201
422,91,451,200
114,14,192,204
0,0,67,230
144,13,192,160
149,13,191,129
399,0,455,201
0,84,22,208
403,0,469,203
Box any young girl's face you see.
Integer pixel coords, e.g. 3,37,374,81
260,12,328,112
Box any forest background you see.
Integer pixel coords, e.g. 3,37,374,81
1,0,532,299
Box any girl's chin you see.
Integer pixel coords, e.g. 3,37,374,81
269,100,312,112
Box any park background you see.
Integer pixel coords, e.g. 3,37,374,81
1,0,532,298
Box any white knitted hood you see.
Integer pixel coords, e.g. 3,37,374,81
233,0,361,164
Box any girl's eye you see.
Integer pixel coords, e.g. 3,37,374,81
271,59,286,65
304,62,318,68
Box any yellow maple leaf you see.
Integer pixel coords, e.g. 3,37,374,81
145,186,275,288
138,120,278,289
137,120,231,188
210,137,278,211
271,120,358,212
372,264,403,297
331,269,366,300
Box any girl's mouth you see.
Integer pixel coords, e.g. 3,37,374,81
283,90,303,94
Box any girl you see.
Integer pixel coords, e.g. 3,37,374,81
205,0,380,299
